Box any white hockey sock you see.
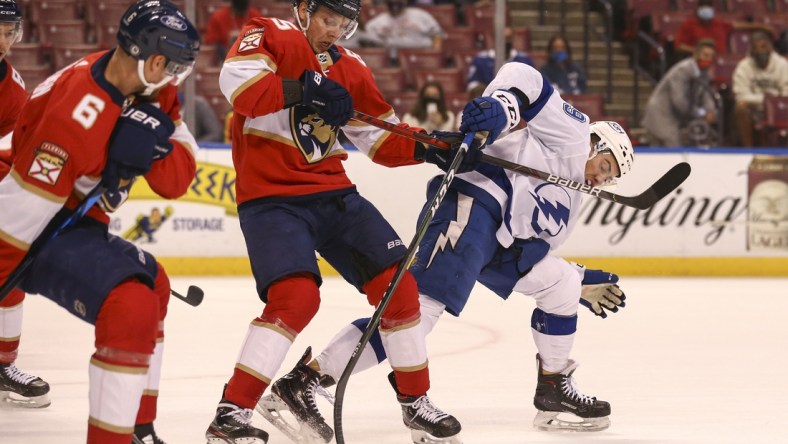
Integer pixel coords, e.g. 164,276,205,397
0,300,23,361
235,319,293,383
314,323,379,381
88,357,148,434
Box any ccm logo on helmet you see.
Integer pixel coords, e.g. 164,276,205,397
606,121,625,134
121,108,162,130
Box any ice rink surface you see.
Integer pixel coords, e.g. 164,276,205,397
2,276,787,444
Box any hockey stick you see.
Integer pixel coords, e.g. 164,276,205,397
351,110,692,210
0,184,106,303
333,132,476,444
170,285,204,307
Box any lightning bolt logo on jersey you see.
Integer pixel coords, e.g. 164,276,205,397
427,193,473,267
529,183,571,237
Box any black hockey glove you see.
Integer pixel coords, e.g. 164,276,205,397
102,103,175,192
300,69,353,127
416,131,484,174
580,268,626,319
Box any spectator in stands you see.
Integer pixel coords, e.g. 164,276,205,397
732,31,788,146
674,0,770,57
365,0,443,50
642,39,720,147
204,0,263,63
402,80,456,132
539,35,587,95
178,92,224,143
466,27,534,92
340,16,383,49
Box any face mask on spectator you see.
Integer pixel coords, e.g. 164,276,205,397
697,59,713,70
697,6,714,21
551,51,568,63
387,0,405,16
752,51,770,66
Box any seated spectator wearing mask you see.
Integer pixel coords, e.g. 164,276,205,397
467,27,534,92
402,81,455,132
642,39,719,147
674,0,770,57
539,35,587,95
732,31,788,146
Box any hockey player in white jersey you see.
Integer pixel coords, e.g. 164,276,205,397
260,60,632,442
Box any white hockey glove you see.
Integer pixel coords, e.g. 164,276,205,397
580,268,626,319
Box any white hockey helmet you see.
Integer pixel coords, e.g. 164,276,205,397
590,121,634,177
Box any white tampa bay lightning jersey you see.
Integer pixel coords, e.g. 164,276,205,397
456,61,590,250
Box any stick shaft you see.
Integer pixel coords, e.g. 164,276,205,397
332,132,475,444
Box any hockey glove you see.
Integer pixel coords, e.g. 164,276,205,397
300,69,353,127
580,268,626,319
459,89,521,145
102,103,175,191
416,131,484,174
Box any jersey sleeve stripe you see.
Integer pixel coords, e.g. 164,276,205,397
8,169,67,204
0,172,67,246
171,121,199,158
221,54,278,105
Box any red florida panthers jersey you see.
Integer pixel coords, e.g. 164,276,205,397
0,50,198,288
220,17,422,204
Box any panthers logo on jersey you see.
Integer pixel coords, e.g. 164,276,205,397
289,105,338,164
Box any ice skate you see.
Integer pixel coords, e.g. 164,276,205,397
0,362,50,408
388,372,463,444
206,387,269,444
532,354,611,432
132,422,166,444
256,347,334,443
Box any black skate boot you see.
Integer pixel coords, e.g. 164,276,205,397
206,386,269,444
532,354,611,432
132,422,166,444
257,347,334,443
388,372,463,444
0,362,51,408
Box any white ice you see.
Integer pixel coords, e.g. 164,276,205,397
2,276,787,444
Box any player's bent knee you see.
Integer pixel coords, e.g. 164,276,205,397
153,262,171,320
95,279,160,356
364,268,420,325
264,273,320,334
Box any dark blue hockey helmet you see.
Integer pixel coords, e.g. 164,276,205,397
117,1,200,92
0,0,23,44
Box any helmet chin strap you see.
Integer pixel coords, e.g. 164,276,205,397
136,59,174,96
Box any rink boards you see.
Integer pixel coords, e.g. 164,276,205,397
109,146,788,276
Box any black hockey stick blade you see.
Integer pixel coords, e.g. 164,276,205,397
613,162,691,210
480,154,691,210
170,285,204,307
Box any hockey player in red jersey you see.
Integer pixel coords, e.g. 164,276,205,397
0,1,200,443
0,0,54,410
204,0,467,442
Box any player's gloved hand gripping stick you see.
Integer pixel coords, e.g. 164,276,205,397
332,132,477,444
351,110,691,210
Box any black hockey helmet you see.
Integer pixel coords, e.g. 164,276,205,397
292,0,361,38
116,1,200,94
0,0,23,43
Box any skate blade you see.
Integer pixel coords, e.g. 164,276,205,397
0,390,51,409
410,429,464,444
205,428,268,444
533,411,610,432
256,394,327,444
